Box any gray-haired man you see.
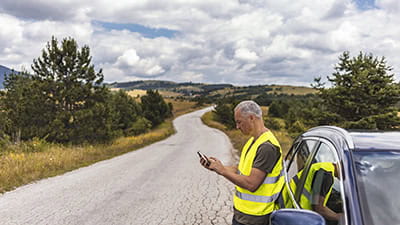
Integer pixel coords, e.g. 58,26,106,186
200,100,284,225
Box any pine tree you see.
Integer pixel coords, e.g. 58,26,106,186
29,36,113,143
314,51,400,129
2,72,54,142
140,90,172,128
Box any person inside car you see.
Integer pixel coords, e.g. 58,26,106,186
280,162,342,223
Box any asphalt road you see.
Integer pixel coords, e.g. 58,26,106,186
0,107,236,225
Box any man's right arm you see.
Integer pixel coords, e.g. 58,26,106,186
225,165,238,173
311,170,340,221
207,157,266,192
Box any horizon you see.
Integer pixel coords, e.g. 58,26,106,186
0,64,315,88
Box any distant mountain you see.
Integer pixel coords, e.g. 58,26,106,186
0,65,19,89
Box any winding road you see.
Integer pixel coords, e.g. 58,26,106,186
0,107,236,225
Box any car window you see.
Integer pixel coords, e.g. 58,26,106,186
286,139,317,181
281,139,317,209
354,151,400,225
299,141,345,225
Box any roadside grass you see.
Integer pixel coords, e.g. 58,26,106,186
0,100,199,193
201,111,293,159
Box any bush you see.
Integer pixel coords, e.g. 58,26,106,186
264,117,285,131
268,100,291,118
288,120,307,137
22,137,52,153
213,103,235,129
0,135,11,150
343,111,400,130
127,117,152,136
141,90,172,128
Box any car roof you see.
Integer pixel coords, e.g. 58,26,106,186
349,132,400,151
301,126,400,152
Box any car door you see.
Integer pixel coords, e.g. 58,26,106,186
281,137,319,209
296,139,348,225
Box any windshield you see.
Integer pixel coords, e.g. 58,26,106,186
353,151,400,225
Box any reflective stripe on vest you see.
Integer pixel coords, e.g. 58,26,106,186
239,168,284,184
234,130,284,216
263,168,284,184
291,174,312,202
235,191,281,203
301,187,312,202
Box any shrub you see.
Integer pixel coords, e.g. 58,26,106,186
127,117,152,136
264,117,285,131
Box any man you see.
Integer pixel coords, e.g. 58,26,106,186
304,162,342,222
281,162,342,222
200,100,284,225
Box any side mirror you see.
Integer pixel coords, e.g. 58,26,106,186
270,209,326,225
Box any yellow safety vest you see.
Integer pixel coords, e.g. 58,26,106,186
300,162,335,210
280,162,334,209
280,171,303,209
233,130,284,216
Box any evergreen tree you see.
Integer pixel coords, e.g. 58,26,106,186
314,51,400,129
1,72,54,142
213,102,235,129
28,36,115,143
109,90,148,136
140,90,172,128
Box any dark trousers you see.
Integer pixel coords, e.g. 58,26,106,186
232,215,271,225
232,217,247,225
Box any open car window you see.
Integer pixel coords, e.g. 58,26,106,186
299,141,346,225
282,139,318,209
286,139,317,180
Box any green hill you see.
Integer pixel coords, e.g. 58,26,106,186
107,80,317,103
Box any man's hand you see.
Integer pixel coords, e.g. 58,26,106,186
208,157,226,175
200,156,265,192
200,157,212,171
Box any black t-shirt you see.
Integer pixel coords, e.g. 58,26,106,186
234,141,281,225
311,169,334,205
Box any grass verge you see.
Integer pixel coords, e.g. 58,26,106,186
0,100,200,193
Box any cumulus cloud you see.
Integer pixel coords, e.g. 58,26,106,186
116,49,166,77
1,0,400,86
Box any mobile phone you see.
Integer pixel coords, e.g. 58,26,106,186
197,151,210,166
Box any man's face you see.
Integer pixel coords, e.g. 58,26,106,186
234,110,252,135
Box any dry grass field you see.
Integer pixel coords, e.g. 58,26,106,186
124,89,184,98
209,85,316,97
125,89,148,97
271,85,317,95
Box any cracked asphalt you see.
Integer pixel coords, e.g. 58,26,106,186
0,107,236,225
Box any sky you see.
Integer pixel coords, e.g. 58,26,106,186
1,0,400,86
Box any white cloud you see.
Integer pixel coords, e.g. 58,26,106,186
1,0,400,86
234,48,258,61
115,49,165,76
